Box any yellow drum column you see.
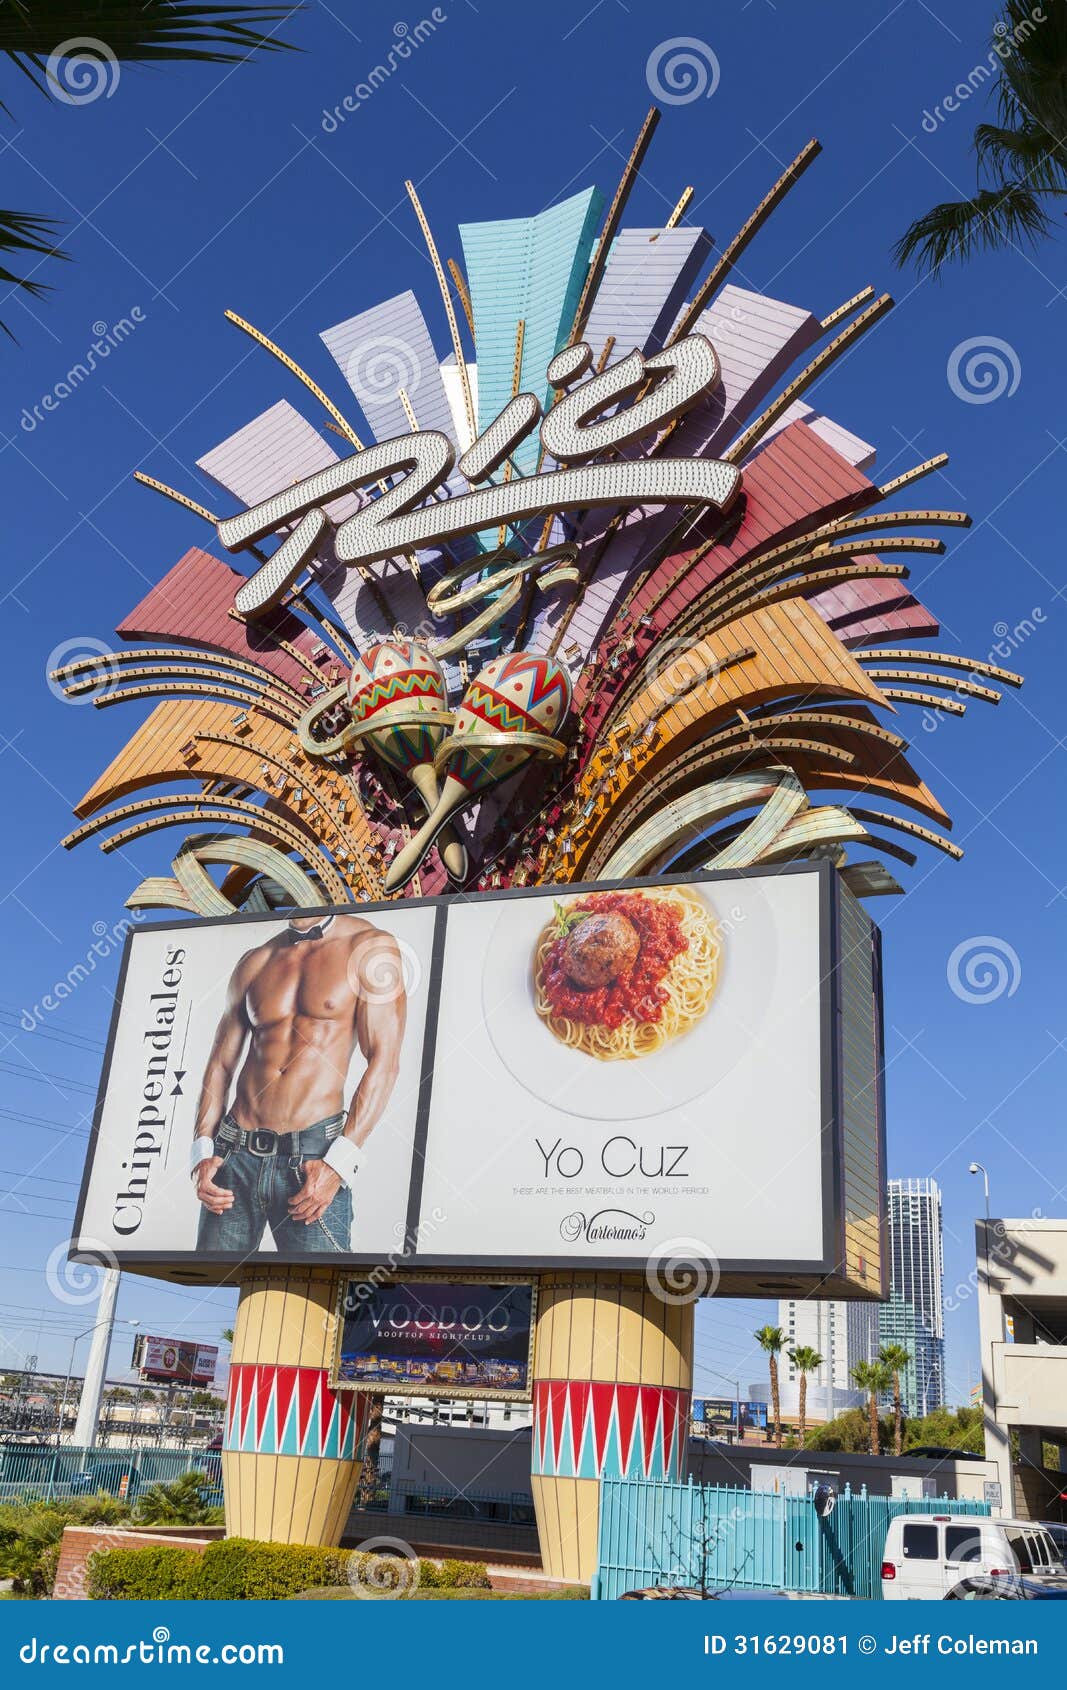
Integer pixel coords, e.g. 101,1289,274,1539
530,1272,693,1584
223,1265,367,1545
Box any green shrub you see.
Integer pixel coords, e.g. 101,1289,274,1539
438,1558,492,1589
133,1472,224,1527
28,1542,61,1599
0,1493,131,1593
87,1544,202,1600
87,1536,493,1600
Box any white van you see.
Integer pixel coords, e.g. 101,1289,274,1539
881,1513,1066,1599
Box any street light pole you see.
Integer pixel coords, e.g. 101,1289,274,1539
703,1366,744,1444
969,1160,991,1220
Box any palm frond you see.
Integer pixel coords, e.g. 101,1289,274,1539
974,119,1067,191
996,0,1067,135
894,181,1057,274
0,207,67,338
0,2,301,96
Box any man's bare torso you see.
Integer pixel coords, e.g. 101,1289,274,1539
230,917,379,1133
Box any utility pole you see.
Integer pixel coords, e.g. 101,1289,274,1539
72,1269,120,1448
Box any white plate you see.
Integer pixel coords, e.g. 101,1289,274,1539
480,886,777,1122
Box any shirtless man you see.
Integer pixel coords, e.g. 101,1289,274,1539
190,913,405,1255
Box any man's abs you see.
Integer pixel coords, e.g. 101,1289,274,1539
229,1018,353,1133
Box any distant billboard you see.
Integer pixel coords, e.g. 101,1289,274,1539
70,863,885,1296
693,1398,769,1435
334,1278,534,1398
133,1334,218,1386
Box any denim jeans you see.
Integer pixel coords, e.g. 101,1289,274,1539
195,1114,353,1255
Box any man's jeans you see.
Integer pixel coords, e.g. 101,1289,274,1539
195,1114,353,1254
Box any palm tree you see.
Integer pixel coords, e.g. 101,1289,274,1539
754,1325,786,1447
879,1344,912,1456
133,1469,222,1525
851,1359,893,1455
788,1345,823,1446
895,1,1067,274
357,1395,385,1507
0,4,300,332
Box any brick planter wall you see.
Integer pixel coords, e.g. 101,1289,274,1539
53,1526,223,1601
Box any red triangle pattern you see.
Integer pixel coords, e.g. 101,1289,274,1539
614,1383,640,1474
639,1387,663,1479
548,1381,569,1470
273,1365,299,1449
567,1380,591,1473
589,1382,615,1472
254,1364,274,1447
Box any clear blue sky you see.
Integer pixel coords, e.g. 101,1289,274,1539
0,0,1062,1407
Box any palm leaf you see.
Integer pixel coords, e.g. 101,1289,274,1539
0,2,300,96
0,207,67,339
974,120,1067,192
996,0,1067,135
894,181,1058,274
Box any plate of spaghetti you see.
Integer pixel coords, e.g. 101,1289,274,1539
533,887,720,1062
480,883,756,1121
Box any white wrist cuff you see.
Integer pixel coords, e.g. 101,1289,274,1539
190,1138,216,1175
324,1137,363,1188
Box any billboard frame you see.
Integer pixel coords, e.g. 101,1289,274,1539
69,858,882,1294
330,1271,537,1400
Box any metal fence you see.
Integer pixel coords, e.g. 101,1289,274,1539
385,1479,536,1527
0,1442,223,1508
595,1477,990,1600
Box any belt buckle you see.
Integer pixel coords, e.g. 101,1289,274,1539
247,1129,276,1157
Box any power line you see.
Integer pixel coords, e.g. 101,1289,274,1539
0,1007,106,1054
0,1061,96,1095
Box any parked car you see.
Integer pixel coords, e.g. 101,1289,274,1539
903,1446,984,1461
1041,1521,1067,1561
946,1574,1067,1600
882,1513,1066,1599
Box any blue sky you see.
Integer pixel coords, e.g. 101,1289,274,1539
0,0,1062,1407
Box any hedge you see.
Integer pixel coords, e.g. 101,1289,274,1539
86,1538,491,1600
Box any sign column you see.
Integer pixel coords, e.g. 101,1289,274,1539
530,1272,693,1583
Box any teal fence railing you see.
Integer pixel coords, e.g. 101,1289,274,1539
594,1477,990,1600
0,1442,223,1507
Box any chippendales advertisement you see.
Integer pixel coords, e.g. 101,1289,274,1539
72,863,872,1276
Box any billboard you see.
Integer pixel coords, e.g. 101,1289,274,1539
133,1334,218,1386
333,1277,534,1398
70,862,885,1295
692,1398,769,1435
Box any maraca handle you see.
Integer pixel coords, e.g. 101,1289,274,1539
384,787,466,893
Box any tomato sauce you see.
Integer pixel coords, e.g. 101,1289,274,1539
541,892,688,1028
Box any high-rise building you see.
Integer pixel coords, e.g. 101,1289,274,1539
879,1177,945,1416
778,1297,879,1418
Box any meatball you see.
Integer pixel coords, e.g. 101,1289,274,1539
562,911,640,989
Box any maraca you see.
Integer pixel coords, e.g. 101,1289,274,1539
345,640,468,884
384,650,571,892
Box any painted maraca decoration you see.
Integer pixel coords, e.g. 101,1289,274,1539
345,640,468,883
384,650,572,893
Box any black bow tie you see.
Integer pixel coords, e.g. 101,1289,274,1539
288,918,333,943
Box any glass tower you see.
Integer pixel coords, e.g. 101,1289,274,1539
879,1178,945,1416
